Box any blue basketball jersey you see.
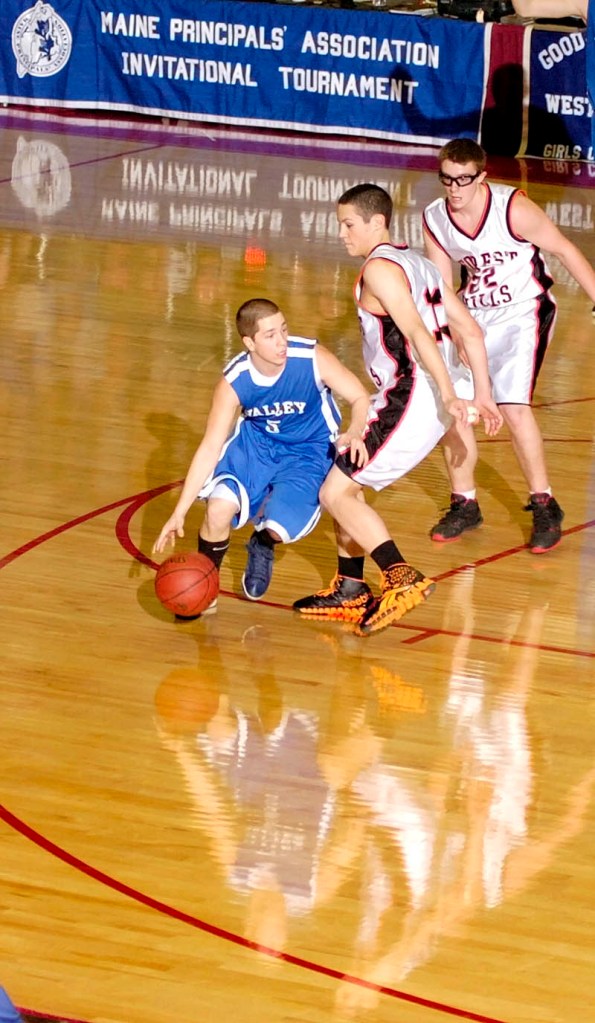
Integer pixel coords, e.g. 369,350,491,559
223,336,341,446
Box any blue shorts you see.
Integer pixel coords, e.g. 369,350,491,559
199,424,335,543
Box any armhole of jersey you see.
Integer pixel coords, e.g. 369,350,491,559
357,250,413,306
312,344,324,391
422,214,451,258
507,189,530,243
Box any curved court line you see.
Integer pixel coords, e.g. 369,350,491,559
0,803,509,1023
115,485,180,571
0,483,181,572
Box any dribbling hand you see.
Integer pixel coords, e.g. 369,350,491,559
152,515,185,554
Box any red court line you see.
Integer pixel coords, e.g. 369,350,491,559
2,142,166,186
400,624,595,657
0,482,181,571
19,1011,88,1023
433,516,595,582
0,803,510,1023
533,396,595,408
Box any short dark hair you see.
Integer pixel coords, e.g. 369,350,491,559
236,298,280,338
438,138,487,173
338,183,394,228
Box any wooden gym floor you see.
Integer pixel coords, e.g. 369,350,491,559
1,113,594,1023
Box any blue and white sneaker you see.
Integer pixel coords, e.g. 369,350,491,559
242,534,275,600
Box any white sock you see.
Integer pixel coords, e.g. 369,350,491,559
455,489,476,501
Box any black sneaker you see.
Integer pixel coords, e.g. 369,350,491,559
242,534,275,600
293,574,374,623
525,493,564,553
430,494,483,543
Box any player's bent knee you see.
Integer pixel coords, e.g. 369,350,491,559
204,497,237,534
320,475,358,515
500,403,534,429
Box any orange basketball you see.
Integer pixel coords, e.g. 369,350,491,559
154,551,219,618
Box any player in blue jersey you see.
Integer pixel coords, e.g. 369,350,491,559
152,298,370,611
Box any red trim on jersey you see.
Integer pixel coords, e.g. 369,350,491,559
422,213,451,258
445,182,492,241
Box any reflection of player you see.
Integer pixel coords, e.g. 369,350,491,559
154,626,378,954
424,138,595,552
152,298,369,608
333,575,595,1017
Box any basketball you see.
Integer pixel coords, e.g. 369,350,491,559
154,551,219,618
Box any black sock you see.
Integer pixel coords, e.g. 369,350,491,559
370,540,405,572
198,535,230,570
252,529,279,549
338,555,365,580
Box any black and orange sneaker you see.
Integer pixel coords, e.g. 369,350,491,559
430,494,483,543
525,493,564,553
293,575,374,623
357,563,435,636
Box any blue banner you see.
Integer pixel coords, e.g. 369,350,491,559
0,0,487,144
526,25,593,162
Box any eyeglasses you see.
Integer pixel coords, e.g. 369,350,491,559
438,171,481,188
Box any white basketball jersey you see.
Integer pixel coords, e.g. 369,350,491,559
354,243,450,415
423,184,554,312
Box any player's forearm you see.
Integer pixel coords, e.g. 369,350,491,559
413,332,457,404
556,245,595,304
461,337,493,400
175,444,222,515
344,394,371,437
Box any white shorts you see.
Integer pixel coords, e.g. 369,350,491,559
335,363,451,492
475,293,557,405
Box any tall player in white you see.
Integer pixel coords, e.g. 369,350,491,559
423,138,595,553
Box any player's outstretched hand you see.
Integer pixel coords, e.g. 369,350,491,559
474,397,504,436
336,431,369,468
152,513,185,554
